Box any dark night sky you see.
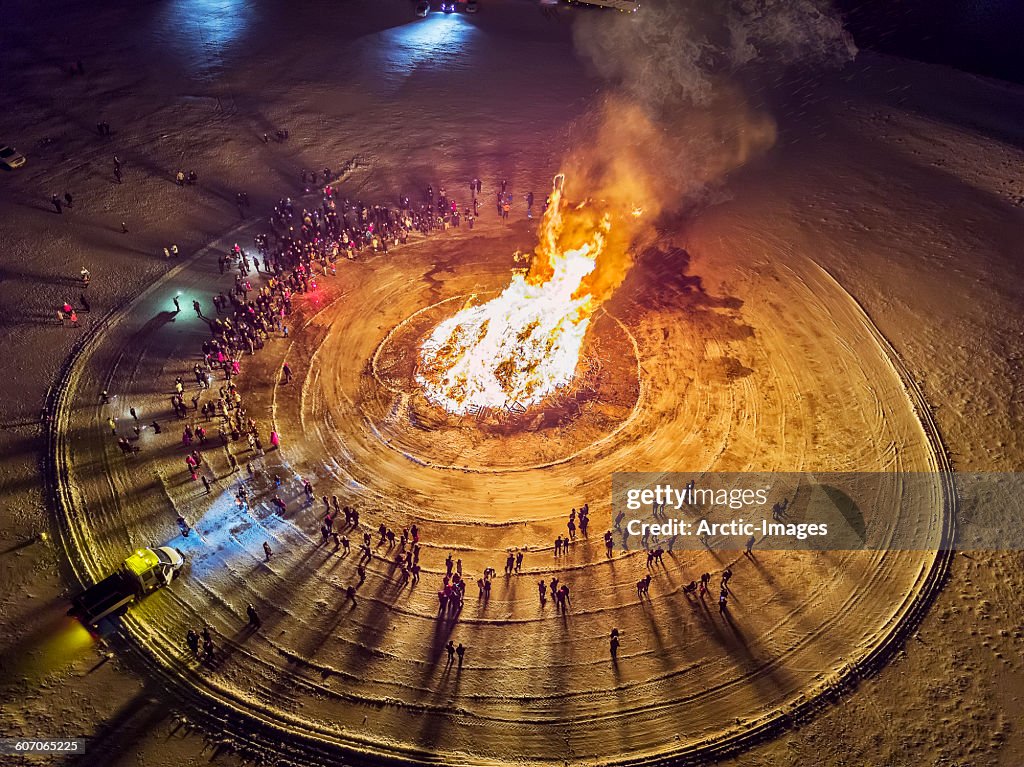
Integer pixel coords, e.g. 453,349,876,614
835,0,1024,84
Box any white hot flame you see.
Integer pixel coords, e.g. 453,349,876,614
417,177,613,414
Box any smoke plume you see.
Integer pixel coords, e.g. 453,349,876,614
571,0,857,111
544,0,857,299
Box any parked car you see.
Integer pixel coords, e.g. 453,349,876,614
415,0,430,17
68,547,185,629
0,144,27,169
466,0,479,11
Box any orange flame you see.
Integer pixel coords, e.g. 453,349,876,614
417,175,632,414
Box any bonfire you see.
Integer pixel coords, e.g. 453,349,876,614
417,175,631,414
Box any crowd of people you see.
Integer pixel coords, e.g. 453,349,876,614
92,173,499,666
87,164,746,672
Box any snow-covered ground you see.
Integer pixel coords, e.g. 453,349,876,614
0,1,1022,765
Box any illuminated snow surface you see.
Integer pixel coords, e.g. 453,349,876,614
0,1,1023,766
